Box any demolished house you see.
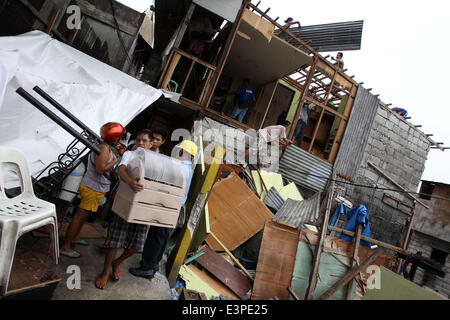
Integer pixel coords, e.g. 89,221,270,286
0,0,448,300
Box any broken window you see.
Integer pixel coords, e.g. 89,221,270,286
431,248,448,265
419,181,435,200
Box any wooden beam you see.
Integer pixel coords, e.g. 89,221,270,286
173,48,216,71
45,7,61,34
325,225,444,276
367,161,430,209
288,286,300,300
317,248,383,300
18,0,67,42
345,223,362,300
180,60,195,94
166,145,225,287
210,232,254,282
173,3,195,49
202,0,247,108
304,178,335,300
288,57,318,141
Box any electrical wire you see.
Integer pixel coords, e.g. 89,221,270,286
281,164,450,202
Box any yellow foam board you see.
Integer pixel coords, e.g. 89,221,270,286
279,182,303,201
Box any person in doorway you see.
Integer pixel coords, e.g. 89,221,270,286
128,140,197,280
230,78,255,123
60,122,124,258
331,52,344,71
95,129,154,289
293,89,316,145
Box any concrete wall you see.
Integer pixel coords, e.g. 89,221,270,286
407,230,450,298
72,0,144,71
337,105,432,246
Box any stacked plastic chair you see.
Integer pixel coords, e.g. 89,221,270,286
0,146,59,295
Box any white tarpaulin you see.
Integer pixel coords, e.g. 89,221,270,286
0,31,162,188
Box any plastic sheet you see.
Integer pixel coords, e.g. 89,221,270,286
131,148,192,188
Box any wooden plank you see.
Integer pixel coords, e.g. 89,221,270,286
367,161,429,209
45,7,61,34
173,48,217,71
195,245,252,299
288,286,300,300
251,220,299,300
173,3,195,49
166,146,225,287
184,264,239,300
205,173,274,251
202,0,247,108
304,179,335,300
180,60,195,94
209,232,254,282
317,248,383,300
288,57,318,141
18,0,67,41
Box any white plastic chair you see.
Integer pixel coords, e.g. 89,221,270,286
0,146,59,295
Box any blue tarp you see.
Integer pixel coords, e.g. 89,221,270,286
330,204,372,248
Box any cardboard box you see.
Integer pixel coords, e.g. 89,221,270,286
112,159,186,228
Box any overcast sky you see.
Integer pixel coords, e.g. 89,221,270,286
118,0,450,184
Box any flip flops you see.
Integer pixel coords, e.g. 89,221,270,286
60,250,81,258
95,277,107,289
72,239,89,246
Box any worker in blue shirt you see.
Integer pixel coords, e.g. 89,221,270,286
129,139,197,279
230,78,255,123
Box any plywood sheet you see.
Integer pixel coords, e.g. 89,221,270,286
241,8,274,42
251,222,395,300
223,11,313,87
205,173,274,251
251,220,299,300
195,245,252,298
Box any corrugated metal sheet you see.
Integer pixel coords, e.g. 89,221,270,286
334,86,380,181
273,193,321,228
263,187,285,211
278,144,332,191
279,20,364,52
